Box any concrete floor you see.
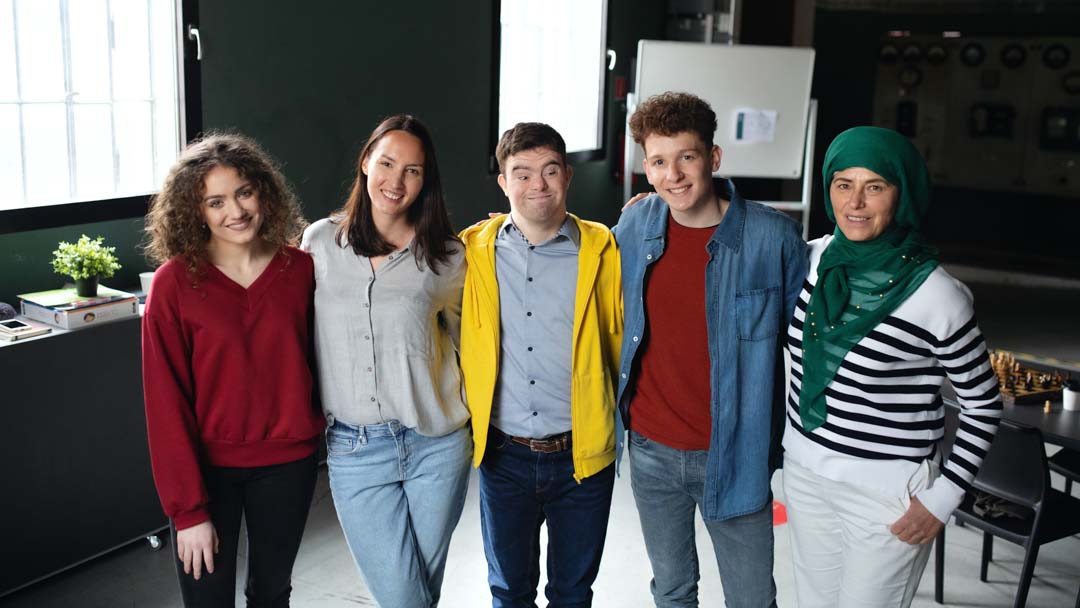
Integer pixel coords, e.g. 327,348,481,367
4,280,1079,607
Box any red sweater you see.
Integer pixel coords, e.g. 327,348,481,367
142,247,324,530
629,216,713,451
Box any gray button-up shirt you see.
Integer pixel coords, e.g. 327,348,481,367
301,218,468,436
492,214,579,438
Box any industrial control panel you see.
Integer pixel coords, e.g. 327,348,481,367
873,34,1080,198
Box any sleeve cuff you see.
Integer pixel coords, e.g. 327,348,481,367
171,507,211,531
916,477,964,524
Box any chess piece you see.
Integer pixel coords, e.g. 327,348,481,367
1044,400,1052,413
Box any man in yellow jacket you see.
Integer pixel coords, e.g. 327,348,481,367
459,122,623,608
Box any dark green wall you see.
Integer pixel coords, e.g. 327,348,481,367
0,1,666,305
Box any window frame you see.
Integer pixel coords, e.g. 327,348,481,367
0,0,201,235
488,0,610,174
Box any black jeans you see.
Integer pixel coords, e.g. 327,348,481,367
170,452,318,608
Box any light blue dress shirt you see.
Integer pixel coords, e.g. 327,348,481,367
492,214,579,439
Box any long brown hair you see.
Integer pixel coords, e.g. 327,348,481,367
335,114,457,273
144,133,306,275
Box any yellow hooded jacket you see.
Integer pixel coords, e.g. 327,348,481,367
459,214,623,482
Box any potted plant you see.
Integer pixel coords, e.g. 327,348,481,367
51,235,122,297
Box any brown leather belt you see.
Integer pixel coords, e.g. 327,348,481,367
508,431,572,453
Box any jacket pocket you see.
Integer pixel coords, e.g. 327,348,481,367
735,286,780,341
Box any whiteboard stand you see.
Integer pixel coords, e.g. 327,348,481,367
622,97,818,241
758,98,817,241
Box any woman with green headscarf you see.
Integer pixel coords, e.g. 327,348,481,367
781,127,1002,607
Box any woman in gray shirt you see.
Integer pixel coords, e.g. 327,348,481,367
301,115,470,607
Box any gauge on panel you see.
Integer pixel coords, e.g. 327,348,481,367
1043,44,1071,69
960,43,985,67
1001,43,1027,68
927,45,947,66
1063,71,1080,95
879,43,900,64
901,44,923,63
899,67,923,88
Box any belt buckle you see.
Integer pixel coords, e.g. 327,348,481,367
530,438,556,453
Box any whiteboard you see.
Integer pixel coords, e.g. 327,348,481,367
631,41,815,179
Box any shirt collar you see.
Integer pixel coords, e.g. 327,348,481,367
498,213,579,247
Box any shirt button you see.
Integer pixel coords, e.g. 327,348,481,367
633,336,639,342
362,302,369,308
364,335,371,340
621,373,627,379
646,254,653,260
527,277,533,282
527,346,533,352
368,277,374,282
529,246,535,250
526,311,532,317
532,412,538,416
530,380,536,385
370,396,376,402
367,367,373,372
388,254,394,260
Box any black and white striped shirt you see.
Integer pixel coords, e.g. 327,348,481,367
783,236,1002,521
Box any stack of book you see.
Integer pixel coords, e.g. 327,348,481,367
18,286,140,330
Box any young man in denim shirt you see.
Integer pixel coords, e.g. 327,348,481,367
614,93,807,607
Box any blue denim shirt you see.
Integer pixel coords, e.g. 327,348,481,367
613,180,808,521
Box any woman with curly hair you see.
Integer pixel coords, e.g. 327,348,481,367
142,133,325,607
301,114,470,606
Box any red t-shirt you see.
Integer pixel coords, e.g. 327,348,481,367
629,215,714,451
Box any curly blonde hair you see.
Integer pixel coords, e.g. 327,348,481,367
144,133,306,275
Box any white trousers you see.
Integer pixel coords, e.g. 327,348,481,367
782,458,936,608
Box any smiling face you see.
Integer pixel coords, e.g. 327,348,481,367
201,165,264,249
642,131,722,223
362,129,425,222
829,167,899,242
497,146,573,230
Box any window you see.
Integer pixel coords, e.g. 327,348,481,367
1,0,192,231
495,0,609,159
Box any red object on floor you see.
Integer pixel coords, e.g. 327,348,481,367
772,500,788,526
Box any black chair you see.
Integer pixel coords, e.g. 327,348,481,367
1048,447,1080,495
935,420,1080,607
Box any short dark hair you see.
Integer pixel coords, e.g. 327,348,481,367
335,114,457,273
495,122,567,173
629,92,717,151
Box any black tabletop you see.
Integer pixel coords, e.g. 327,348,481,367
944,385,1080,452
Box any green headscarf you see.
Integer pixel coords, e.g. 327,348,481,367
799,127,939,431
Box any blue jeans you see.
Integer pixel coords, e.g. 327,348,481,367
479,427,615,608
326,419,471,608
628,431,777,608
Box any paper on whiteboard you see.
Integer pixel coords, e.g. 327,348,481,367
732,108,777,143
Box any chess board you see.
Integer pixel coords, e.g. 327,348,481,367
990,350,1068,405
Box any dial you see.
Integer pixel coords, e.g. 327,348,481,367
1063,71,1080,95
1043,44,1071,70
899,67,923,88
1001,43,1027,69
927,45,947,66
961,43,985,67
879,43,900,65
901,44,923,64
